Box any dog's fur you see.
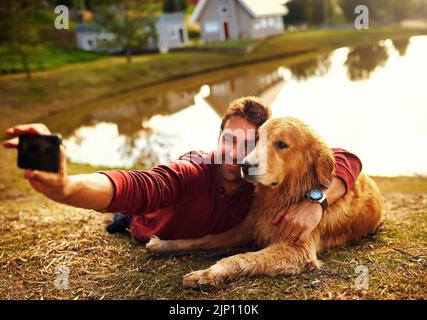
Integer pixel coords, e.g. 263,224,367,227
146,117,383,288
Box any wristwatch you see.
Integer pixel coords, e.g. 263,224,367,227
306,189,328,212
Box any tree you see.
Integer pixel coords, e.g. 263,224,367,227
339,0,411,22
94,1,157,63
388,0,416,22
0,1,40,79
163,0,188,13
285,0,311,25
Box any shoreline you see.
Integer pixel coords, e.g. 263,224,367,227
1,27,426,132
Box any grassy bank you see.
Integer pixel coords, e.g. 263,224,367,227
1,26,427,132
0,45,104,74
0,147,425,299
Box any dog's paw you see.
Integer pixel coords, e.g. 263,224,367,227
146,236,171,252
183,269,222,288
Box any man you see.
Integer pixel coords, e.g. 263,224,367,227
3,97,361,246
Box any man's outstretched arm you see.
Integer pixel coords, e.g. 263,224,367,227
273,148,363,246
3,123,115,211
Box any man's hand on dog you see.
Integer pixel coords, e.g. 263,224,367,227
272,200,322,246
272,177,347,246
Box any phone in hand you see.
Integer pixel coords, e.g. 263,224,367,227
18,133,62,173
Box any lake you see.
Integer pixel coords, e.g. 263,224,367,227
51,35,427,176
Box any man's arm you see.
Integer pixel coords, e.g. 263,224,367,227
4,124,204,215
98,156,204,216
272,148,362,246
3,123,115,211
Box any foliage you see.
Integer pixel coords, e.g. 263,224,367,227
94,1,158,63
163,0,188,13
0,1,41,79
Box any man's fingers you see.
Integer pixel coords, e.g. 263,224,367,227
3,137,19,149
24,169,34,180
280,222,295,243
295,229,311,246
272,210,286,225
5,123,50,137
58,145,67,176
24,169,51,184
288,229,301,244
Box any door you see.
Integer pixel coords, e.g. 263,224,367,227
179,28,185,43
223,21,229,40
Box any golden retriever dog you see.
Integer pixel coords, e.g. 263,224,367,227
146,117,383,288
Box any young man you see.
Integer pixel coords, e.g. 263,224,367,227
3,97,362,246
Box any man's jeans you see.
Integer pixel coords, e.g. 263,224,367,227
106,213,131,234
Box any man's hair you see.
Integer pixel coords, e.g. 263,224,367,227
220,96,272,131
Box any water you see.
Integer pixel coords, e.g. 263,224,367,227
54,36,427,176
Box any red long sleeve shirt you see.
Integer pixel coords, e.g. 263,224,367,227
100,148,362,241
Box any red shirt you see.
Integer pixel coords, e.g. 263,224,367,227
100,148,362,241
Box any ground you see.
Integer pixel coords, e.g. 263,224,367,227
0,148,425,299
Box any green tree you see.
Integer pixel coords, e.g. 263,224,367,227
388,0,416,22
0,1,40,79
339,0,389,22
163,0,188,13
285,0,311,25
94,1,157,63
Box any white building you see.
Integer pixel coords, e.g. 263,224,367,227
75,23,117,52
75,13,188,54
191,0,289,42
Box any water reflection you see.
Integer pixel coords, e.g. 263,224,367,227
392,38,410,56
288,53,332,81
63,68,286,167
58,36,426,176
345,42,389,81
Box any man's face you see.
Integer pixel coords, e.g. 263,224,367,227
217,116,258,183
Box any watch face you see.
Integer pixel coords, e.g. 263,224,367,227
309,190,323,201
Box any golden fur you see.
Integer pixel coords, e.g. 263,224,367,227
146,117,383,288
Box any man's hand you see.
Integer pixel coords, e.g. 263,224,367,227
3,123,72,202
272,177,347,246
3,123,115,211
272,200,322,246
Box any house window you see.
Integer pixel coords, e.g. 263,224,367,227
204,21,219,33
87,39,94,47
168,26,178,40
218,4,230,18
260,18,268,29
268,17,275,28
276,17,283,28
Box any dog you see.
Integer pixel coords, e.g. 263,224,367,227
146,117,383,288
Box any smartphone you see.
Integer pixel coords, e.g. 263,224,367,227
18,133,62,173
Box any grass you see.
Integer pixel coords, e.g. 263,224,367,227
1,26,427,132
0,145,426,300
0,45,104,74
194,39,257,50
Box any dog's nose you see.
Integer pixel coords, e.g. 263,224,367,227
241,160,258,175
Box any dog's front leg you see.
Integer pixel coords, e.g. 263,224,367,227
183,240,319,288
146,217,254,253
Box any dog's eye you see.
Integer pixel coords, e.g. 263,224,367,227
276,141,288,149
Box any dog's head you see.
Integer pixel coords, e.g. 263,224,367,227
241,117,335,191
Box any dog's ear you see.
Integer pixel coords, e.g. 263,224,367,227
312,143,335,188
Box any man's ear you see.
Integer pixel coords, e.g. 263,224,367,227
312,144,335,187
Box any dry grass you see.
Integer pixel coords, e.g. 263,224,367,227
0,148,425,300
